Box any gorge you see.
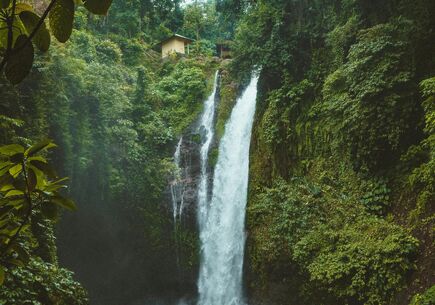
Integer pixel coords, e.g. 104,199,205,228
0,1,433,305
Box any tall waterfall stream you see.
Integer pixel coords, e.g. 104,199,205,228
170,73,259,305
171,137,185,223
198,75,259,305
197,71,219,235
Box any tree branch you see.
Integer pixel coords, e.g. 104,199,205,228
21,0,57,47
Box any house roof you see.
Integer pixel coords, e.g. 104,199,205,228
159,34,195,45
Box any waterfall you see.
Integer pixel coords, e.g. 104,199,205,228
171,71,219,304
170,136,185,284
170,137,185,223
197,71,219,233
198,75,259,305
171,70,219,225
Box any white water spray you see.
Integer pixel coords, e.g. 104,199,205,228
198,75,259,305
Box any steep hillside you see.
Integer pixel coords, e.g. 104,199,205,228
0,21,218,304
225,0,435,304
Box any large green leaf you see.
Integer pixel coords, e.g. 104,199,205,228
14,3,33,13
24,139,56,157
27,156,47,163
4,189,24,197
8,164,22,178
49,0,74,43
0,184,13,192
50,177,69,185
0,182,13,193
4,35,34,84
0,165,12,178
28,164,45,189
0,144,24,156
84,0,112,15
19,11,51,52
10,152,24,163
29,160,57,179
5,198,25,208
43,183,66,192
0,16,24,49
0,162,12,170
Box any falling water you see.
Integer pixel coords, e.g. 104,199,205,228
170,71,219,304
170,137,185,223
198,75,259,305
197,71,219,233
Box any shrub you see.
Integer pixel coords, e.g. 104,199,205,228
248,163,418,305
294,217,418,305
0,257,88,305
409,285,435,305
190,39,216,57
69,30,97,62
96,40,123,63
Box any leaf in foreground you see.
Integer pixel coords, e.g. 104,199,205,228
19,11,51,52
5,35,34,84
84,0,113,15
49,0,75,43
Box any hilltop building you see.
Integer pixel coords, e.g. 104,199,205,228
159,34,194,58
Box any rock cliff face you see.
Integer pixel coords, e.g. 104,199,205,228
161,65,251,301
171,131,201,223
241,6,434,303
167,63,243,224
161,122,203,298
169,73,221,223
161,70,223,299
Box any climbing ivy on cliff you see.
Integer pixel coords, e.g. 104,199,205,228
231,0,434,304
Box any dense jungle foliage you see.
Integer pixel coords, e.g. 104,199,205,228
0,0,434,305
0,1,221,304
227,0,434,304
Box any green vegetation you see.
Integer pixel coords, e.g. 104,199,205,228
0,1,217,303
0,140,86,303
0,0,433,304
0,257,87,305
248,163,419,304
0,0,112,83
215,60,240,138
0,141,76,275
227,0,434,304
410,286,435,305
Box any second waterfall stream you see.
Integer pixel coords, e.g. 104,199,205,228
197,74,259,305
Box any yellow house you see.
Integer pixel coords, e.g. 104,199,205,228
160,34,194,58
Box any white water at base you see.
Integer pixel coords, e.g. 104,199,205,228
198,75,259,305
